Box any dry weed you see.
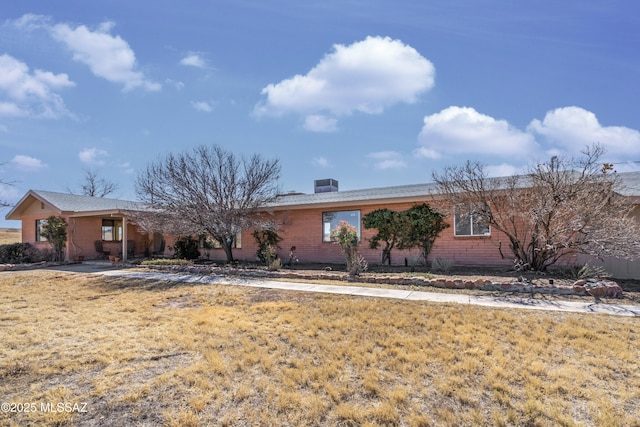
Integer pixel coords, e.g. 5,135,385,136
0,269,638,426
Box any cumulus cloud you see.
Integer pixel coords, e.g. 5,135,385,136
79,148,109,165
180,53,206,68
527,106,640,158
367,151,407,170
255,36,435,131
304,115,338,132
417,106,539,160
50,20,160,91
11,155,46,170
0,54,75,119
415,105,640,174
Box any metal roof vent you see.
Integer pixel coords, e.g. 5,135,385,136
314,178,339,193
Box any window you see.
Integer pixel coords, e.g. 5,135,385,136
322,210,361,242
200,232,242,249
102,219,123,241
454,206,490,236
36,219,48,242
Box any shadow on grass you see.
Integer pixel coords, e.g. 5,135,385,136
92,274,223,293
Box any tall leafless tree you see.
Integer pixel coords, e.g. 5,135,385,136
67,169,118,197
135,145,281,262
433,144,640,271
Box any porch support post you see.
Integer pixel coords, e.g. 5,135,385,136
122,216,128,262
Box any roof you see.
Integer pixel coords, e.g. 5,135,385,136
5,190,149,220
270,171,640,209
270,181,441,209
616,171,640,197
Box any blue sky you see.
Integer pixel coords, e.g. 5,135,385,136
2,0,640,227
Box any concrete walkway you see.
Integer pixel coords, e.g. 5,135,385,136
97,269,640,317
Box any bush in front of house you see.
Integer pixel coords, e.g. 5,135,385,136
0,243,47,264
331,220,368,277
171,236,201,260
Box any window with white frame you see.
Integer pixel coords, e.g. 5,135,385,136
102,219,123,241
36,219,48,242
322,210,361,242
454,206,490,236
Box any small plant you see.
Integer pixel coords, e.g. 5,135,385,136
431,257,454,273
171,236,201,260
260,243,281,271
253,228,283,264
331,220,368,277
267,257,282,271
566,262,609,280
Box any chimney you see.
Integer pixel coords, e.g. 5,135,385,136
314,178,339,193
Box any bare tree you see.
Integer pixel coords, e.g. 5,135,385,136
433,144,640,271
135,145,281,262
67,169,118,197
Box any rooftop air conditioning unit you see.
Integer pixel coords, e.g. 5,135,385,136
314,179,339,193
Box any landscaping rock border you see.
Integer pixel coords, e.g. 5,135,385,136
143,264,624,298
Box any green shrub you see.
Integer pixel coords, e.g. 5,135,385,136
0,243,43,264
331,220,368,277
253,228,283,264
171,236,201,260
40,216,68,262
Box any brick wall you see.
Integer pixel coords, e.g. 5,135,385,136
222,201,516,267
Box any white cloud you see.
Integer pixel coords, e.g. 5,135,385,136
79,148,109,165
191,101,213,112
417,106,539,160
367,151,407,170
312,156,332,168
50,20,160,91
180,53,206,68
484,163,522,178
11,155,46,170
304,115,337,132
9,13,51,31
527,106,640,158
0,54,75,119
255,36,435,131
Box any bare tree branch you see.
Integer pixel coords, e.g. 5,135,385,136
135,145,281,262
67,169,118,197
433,144,640,271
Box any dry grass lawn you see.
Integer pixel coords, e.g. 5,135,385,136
0,228,21,245
1,269,638,426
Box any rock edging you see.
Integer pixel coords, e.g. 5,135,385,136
142,264,624,298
